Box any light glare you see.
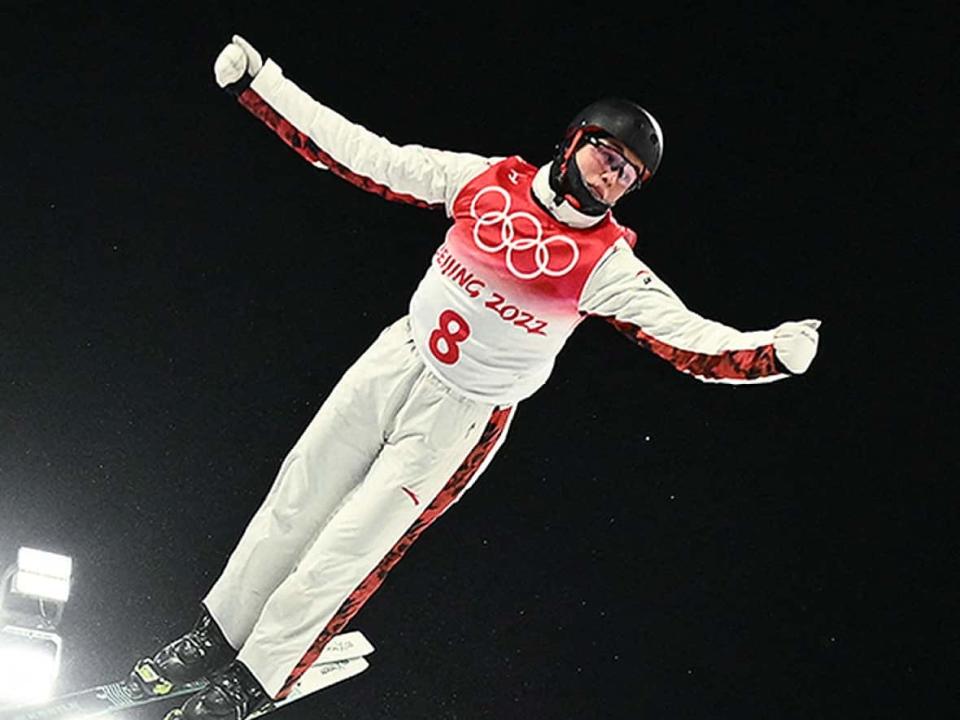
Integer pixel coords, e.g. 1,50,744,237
12,548,73,603
0,627,61,704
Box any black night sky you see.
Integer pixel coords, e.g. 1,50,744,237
0,3,952,719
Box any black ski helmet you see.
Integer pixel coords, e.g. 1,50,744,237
549,97,664,215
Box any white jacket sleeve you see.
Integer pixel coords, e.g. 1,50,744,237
578,240,790,384
236,59,495,215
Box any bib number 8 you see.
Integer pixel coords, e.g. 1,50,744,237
429,309,470,365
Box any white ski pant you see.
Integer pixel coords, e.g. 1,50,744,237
203,315,514,698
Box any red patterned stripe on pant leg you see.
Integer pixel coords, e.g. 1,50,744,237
276,406,513,700
236,89,440,210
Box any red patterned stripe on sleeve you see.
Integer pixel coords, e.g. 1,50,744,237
608,318,783,380
237,89,440,209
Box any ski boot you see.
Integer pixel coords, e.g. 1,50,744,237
164,660,272,720
129,607,237,697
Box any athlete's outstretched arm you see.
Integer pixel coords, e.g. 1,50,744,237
578,240,820,384
213,35,494,214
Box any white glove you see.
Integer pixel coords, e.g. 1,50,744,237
214,34,263,88
773,319,821,374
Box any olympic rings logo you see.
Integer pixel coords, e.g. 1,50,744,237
470,186,579,280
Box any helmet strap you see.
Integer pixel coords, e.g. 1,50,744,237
548,128,612,216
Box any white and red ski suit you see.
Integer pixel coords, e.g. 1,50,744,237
204,58,789,698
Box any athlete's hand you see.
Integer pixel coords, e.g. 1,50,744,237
773,319,821,374
214,35,263,90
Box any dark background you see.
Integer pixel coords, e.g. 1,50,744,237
0,2,953,719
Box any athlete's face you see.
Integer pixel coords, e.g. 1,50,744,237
574,137,645,205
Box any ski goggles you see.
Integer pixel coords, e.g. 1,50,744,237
583,135,646,190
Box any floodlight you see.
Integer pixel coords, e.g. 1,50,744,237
11,548,73,603
0,625,62,704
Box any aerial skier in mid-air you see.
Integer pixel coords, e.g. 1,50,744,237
138,35,821,720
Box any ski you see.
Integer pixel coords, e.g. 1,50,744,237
165,656,370,720
269,656,369,706
0,631,373,720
